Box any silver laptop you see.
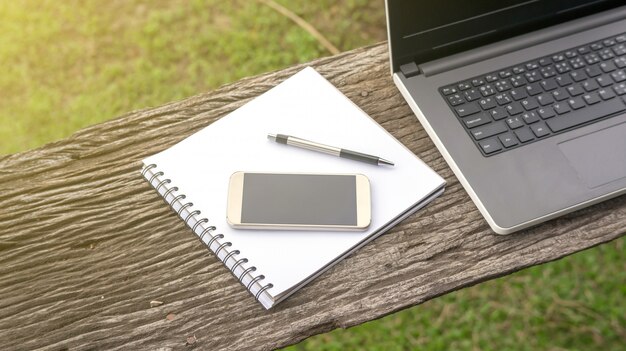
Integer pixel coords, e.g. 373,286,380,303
386,0,626,234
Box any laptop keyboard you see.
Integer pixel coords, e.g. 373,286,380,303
440,32,626,156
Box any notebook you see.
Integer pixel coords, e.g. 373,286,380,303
141,67,445,309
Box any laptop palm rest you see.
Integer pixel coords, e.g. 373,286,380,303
558,120,626,189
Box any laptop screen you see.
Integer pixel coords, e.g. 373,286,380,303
387,0,623,72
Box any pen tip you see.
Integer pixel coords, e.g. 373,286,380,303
267,133,277,141
379,158,394,166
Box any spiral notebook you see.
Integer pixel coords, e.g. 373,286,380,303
141,67,445,309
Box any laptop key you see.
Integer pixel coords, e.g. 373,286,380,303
464,89,482,101
463,112,491,128
521,111,540,124
614,83,626,95
480,84,496,96
479,97,497,109
530,122,550,137
495,80,512,92
499,133,519,148
566,84,584,96
613,44,626,55
540,78,558,91
499,70,512,78
505,102,523,115
582,79,599,91
599,88,616,100
611,70,626,83
442,86,458,95
585,54,601,65
564,50,577,58
510,75,526,87
490,107,507,120
526,62,539,70
553,102,571,114
526,83,542,95
555,75,573,86
458,82,472,90
567,97,585,110
471,121,507,140
510,87,528,100
603,38,616,47
537,107,556,119
600,61,616,73
495,93,512,105
448,94,465,106
585,64,602,77
525,71,541,82
472,78,485,86
455,102,480,117
505,116,524,129
514,127,534,143
555,62,571,74
485,74,498,82
570,70,586,82
583,92,601,105
540,66,557,78
599,48,614,60
536,93,554,106
521,98,539,110
569,57,585,69
596,75,613,87
546,98,626,132
478,138,502,154
552,88,569,101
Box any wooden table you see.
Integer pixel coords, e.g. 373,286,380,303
1,43,624,350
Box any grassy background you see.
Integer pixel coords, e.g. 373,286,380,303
0,0,383,154
2,1,624,350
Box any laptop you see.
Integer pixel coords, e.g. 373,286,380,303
385,0,626,234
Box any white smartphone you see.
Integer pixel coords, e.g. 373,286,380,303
226,172,371,230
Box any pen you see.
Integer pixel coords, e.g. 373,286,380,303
267,133,394,166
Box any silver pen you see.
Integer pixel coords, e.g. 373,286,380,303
268,133,394,166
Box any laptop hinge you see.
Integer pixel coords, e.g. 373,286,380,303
419,6,626,77
400,62,420,78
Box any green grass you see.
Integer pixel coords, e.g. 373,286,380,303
0,0,385,155
2,2,624,350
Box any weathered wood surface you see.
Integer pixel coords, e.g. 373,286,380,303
0,42,624,351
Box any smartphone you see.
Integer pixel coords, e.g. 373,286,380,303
227,172,371,230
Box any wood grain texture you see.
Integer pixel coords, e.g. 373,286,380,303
0,42,624,351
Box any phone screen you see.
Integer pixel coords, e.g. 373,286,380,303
241,173,358,226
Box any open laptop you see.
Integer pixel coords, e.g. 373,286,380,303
386,0,626,234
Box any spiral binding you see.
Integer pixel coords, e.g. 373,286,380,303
239,266,256,282
231,258,248,273
142,163,273,305
192,218,208,232
155,179,171,192
223,249,240,263
255,282,274,300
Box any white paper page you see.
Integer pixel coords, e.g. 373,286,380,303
144,67,445,301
